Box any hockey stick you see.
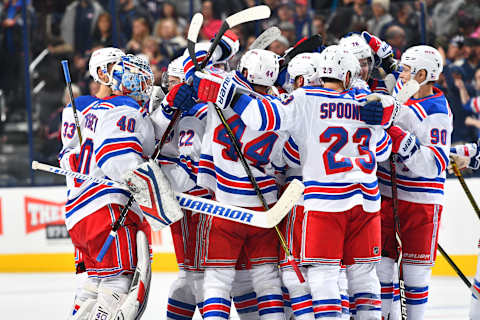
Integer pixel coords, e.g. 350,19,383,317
188,8,306,283
449,158,480,220
31,161,303,228
61,60,83,144
249,26,281,50
390,155,408,320
437,243,480,299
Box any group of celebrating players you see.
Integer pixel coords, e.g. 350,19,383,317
57,13,480,320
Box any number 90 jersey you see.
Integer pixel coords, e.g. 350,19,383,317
198,96,291,208
231,86,392,213
63,95,156,230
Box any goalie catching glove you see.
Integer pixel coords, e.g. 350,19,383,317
122,159,183,231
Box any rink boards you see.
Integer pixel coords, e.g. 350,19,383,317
0,180,479,275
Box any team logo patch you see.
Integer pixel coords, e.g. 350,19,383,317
373,246,380,255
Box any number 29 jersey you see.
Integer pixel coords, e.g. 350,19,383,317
231,86,392,213
64,96,155,230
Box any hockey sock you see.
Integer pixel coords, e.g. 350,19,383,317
167,270,197,320
70,275,99,318
281,285,292,319
231,269,259,320
470,251,480,319
347,263,381,320
282,268,314,320
308,264,341,319
250,264,285,319
338,267,350,320
203,268,235,319
403,264,432,320
376,257,396,319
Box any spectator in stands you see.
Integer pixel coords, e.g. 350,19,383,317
92,12,117,48
445,35,465,65
367,0,392,37
384,25,406,59
294,0,313,39
459,38,480,83
431,0,465,40
268,35,289,56
381,2,418,46
118,0,150,41
142,36,168,83
60,0,104,55
0,0,33,121
265,0,294,30
155,18,187,59
279,21,296,46
159,2,187,35
200,0,222,40
126,16,150,54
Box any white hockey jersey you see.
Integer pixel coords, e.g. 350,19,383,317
198,94,291,208
63,95,155,230
231,86,392,213
150,102,211,198
377,87,453,205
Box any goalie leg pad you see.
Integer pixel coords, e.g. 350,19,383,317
116,230,152,320
123,159,184,231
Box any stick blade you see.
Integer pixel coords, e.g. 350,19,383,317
249,26,281,50
395,79,419,105
265,179,304,228
187,13,203,42
226,5,271,28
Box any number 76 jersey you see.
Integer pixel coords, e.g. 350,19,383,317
231,86,392,213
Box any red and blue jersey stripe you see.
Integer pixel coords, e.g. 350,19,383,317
377,166,445,195
376,132,392,157
304,180,380,202
283,136,300,166
95,136,143,168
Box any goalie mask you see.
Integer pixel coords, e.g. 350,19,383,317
89,47,125,86
112,54,154,105
238,49,280,87
317,45,361,90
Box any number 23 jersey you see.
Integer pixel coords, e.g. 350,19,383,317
231,86,392,213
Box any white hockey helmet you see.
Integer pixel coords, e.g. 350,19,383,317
238,49,280,87
286,52,322,90
111,54,154,105
400,45,443,85
317,45,361,90
167,56,185,81
89,47,125,86
339,34,374,80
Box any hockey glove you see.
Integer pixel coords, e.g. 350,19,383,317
449,141,480,171
388,125,419,159
166,83,196,112
361,94,400,128
362,31,398,73
194,71,238,109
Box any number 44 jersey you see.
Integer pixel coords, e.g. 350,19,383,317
230,86,393,213
62,95,155,230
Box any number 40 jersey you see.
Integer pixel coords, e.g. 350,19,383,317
230,86,392,213
62,95,155,231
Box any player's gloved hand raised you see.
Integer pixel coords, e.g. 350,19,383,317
388,125,419,159
362,31,397,73
166,83,196,112
193,71,238,109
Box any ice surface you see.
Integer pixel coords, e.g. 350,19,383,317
0,272,470,319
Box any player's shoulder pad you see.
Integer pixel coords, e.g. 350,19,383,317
405,88,450,119
182,102,208,120
66,95,100,112
101,95,148,118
